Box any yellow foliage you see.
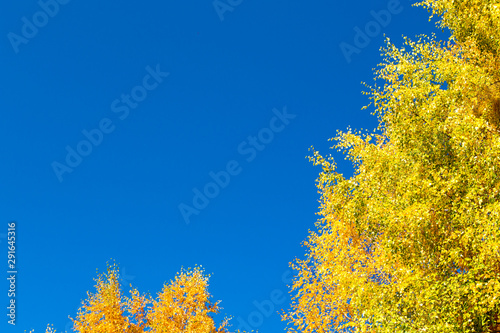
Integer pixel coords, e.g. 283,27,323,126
45,263,236,333
146,267,230,333
283,0,500,332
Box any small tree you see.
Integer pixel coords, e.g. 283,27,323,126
46,263,234,333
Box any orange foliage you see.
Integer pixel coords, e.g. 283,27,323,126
44,263,237,333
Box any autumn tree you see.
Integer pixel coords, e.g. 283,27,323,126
283,0,500,332
45,263,234,333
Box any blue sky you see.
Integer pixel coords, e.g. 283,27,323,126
1,0,441,332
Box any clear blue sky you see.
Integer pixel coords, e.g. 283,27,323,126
1,0,441,332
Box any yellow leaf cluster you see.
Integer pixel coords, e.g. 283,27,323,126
45,263,236,333
284,0,500,332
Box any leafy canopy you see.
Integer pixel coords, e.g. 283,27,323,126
43,263,234,333
284,0,500,332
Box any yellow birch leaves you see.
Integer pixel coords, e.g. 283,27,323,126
284,0,500,332
51,264,233,333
